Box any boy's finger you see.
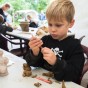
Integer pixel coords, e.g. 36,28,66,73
30,36,37,41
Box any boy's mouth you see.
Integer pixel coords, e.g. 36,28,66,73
51,34,58,37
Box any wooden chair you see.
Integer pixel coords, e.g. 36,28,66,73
79,50,88,88
77,36,88,87
80,45,88,83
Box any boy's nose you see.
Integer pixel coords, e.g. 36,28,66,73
51,26,56,32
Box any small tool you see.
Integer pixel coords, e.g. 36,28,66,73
36,77,52,84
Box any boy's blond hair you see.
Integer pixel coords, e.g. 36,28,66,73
46,0,75,23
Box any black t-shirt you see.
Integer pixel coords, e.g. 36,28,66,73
25,35,85,83
29,20,38,28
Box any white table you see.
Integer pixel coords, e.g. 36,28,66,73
0,49,84,88
7,27,39,40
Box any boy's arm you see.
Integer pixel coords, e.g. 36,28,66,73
52,42,85,83
25,49,43,67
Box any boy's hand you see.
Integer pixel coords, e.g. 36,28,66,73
29,36,43,56
41,47,57,65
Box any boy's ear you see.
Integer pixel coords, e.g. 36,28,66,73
69,19,75,28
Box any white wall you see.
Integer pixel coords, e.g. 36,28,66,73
71,0,88,30
70,0,88,46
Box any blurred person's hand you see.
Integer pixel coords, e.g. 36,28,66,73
5,22,12,28
29,36,43,56
41,47,57,65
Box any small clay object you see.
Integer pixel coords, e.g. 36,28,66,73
23,70,32,77
0,50,3,56
47,78,53,84
42,72,54,78
23,63,28,68
23,73,26,77
62,80,66,88
31,30,34,31
31,74,37,78
36,31,42,36
34,82,42,87
42,26,48,33
0,65,8,76
23,63,31,71
3,57,9,65
0,51,8,76
22,63,32,77
39,26,48,33
23,66,31,71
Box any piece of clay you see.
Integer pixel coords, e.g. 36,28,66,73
62,80,66,88
0,51,8,76
42,72,54,78
34,82,42,87
0,50,3,56
0,65,8,76
23,63,29,68
22,63,32,77
31,74,37,78
47,78,53,84
23,63,31,71
23,70,32,77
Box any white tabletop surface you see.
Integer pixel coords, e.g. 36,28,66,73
7,28,75,40
7,27,39,40
0,48,84,88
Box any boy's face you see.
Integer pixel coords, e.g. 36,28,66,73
48,19,74,40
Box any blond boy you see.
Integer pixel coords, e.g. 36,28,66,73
25,0,85,83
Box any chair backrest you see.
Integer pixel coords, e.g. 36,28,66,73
76,35,88,84
0,33,28,57
78,58,88,85
0,34,25,45
79,35,85,43
81,45,88,58
78,44,88,84
82,58,88,76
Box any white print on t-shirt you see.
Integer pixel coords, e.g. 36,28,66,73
51,47,63,57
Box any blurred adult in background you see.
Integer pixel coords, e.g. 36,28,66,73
6,12,13,27
0,14,13,51
0,3,12,27
39,10,46,21
27,15,38,28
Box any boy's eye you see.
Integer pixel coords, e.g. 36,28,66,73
48,23,52,26
55,24,62,27
48,23,63,27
